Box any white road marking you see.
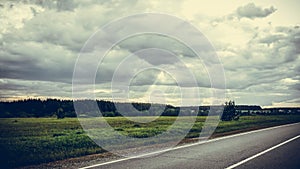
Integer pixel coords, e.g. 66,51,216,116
225,134,300,169
79,122,300,169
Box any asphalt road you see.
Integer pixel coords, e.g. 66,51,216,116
81,123,300,169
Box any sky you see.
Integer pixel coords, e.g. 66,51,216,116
0,0,299,107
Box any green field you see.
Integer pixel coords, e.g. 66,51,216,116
1,115,300,168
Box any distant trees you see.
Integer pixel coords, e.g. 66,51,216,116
221,100,240,121
0,99,75,118
0,99,299,118
56,108,65,119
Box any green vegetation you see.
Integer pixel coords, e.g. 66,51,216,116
1,115,300,168
214,115,300,134
221,100,240,121
0,118,102,168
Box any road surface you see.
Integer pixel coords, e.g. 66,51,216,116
80,122,300,169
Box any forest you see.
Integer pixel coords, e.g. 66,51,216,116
0,99,299,118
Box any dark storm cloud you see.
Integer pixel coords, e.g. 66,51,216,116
236,3,277,19
118,34,197,59
289,83,300,91
259,34,284,45
212,3,277,24
255,26,298,65
0,47,75,83
220,24,300,94
0,0,213,88
0,82,26,91
0,78,73,101
13,0,77,11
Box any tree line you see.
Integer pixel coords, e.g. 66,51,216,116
0,99,192,118
0,99,299,120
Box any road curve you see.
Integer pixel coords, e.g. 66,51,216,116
80,122,300,169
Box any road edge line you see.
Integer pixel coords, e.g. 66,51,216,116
225,134,300,169
79,122,300,169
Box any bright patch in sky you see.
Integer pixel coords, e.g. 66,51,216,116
0,0,299,107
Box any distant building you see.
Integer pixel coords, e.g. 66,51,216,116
235,105,262,115
262,107,300,115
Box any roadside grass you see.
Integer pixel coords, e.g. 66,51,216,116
0,118,103,168
214,115,300,135
1,115,300,168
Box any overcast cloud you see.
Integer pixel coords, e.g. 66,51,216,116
0,0,299,107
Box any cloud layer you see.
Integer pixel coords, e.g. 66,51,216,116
0,0,299,107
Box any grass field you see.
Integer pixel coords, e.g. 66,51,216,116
1,115,300,168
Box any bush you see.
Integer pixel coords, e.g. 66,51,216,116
221,101,240,121
56,108,65,119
